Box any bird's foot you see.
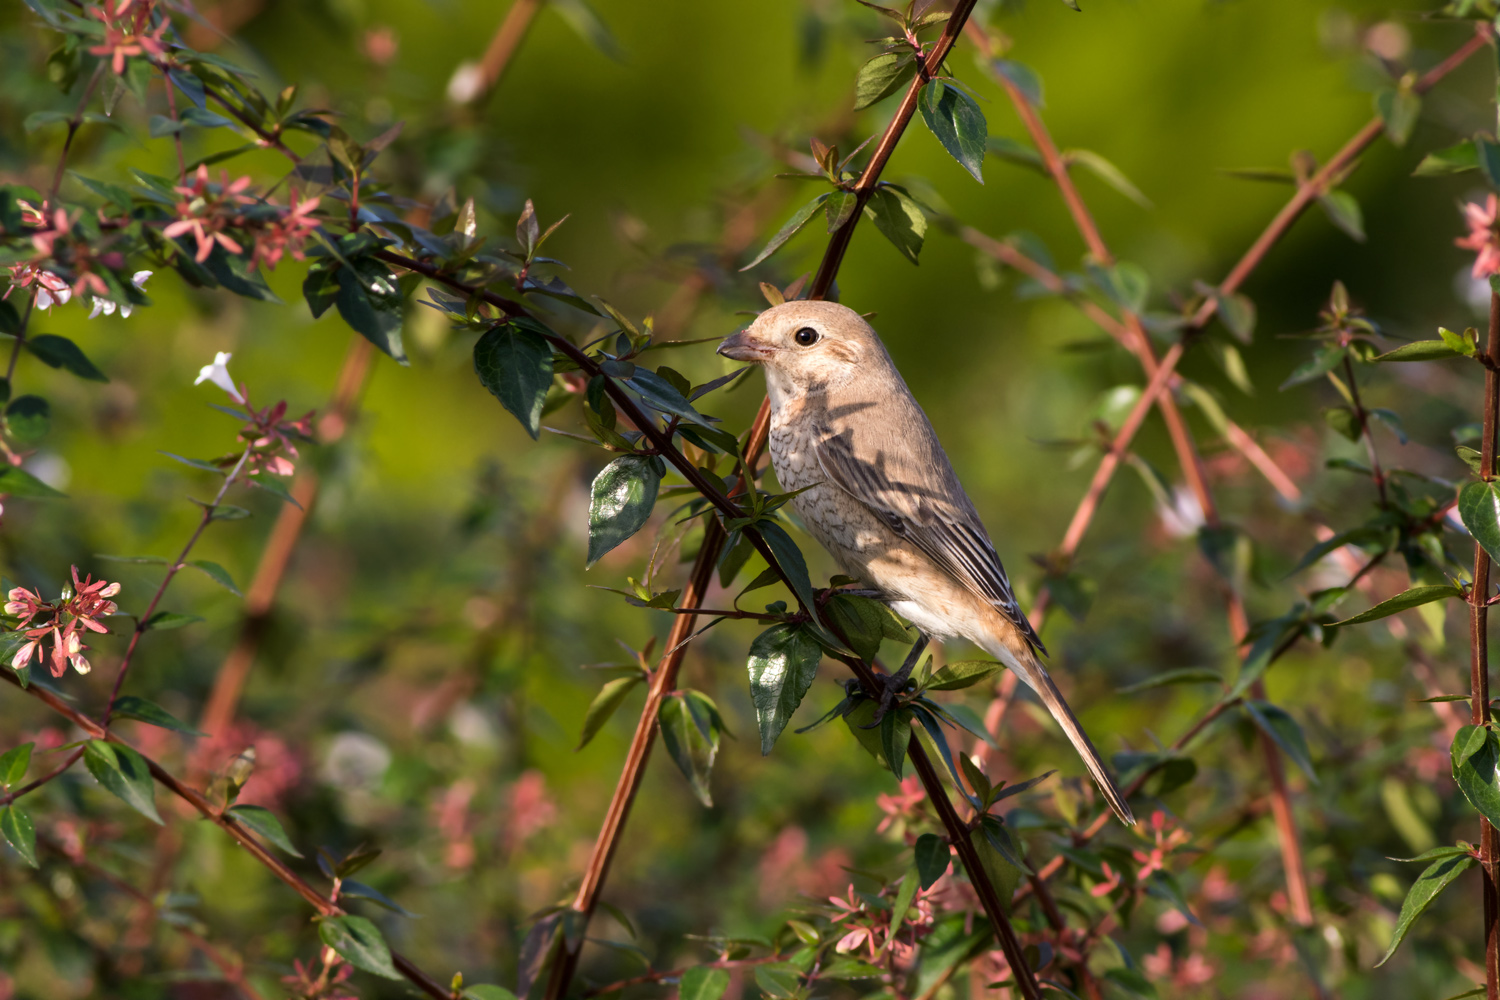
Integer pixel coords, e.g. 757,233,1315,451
863,633,929,727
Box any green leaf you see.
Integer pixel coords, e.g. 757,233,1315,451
318,914,402,979
987,135,1045,173
143,611,205,631
576,675,643,750
1067,149,1151,208
888,863,921,939
747,623,824,755
4,395,49,445
586,455,662,566
187,559,241,596
1317,190,1365,242
991,59,1042,107
1116,668,1222,695
918,80,986,182
880,709,912,780
0,465,66,498
549,0,624,60
864,184,927,264
82,740,161,824
462,987,519,1000
0,742,33,788
659,692,721,807
1451,725,1500,830
968,826,1021,911
854,51,916,110
915,833,951,889
1372,340,1461,362
1244,701,1316,783
1280,343,1345,390
1460,480,1500,567
756,522,823,627
227,803,303,857
474,321,555,439
624,368,718,429
1375,86,1421,146
0,805,37,868
824,190,858,233
340,879,420,918
741,195,828,270
1374,852,1478,966
679,967,730,1000
111,696,205,736
753,963,801,999
825,593,910,663
925,660,1005,691
1327,585,1462,627
1413,139,1478,177
334,260,407,363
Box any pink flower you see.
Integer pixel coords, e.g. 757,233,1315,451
1089,861,1123,898
875,775,925,833
1457,194,1500,279
4,568,120,677
88,1,168,75
504,769,557,852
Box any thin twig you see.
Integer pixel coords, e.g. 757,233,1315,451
0,669,451,1000
44,62,105,210
102,448,254,726
0,746,84,806
1473,290,1500,999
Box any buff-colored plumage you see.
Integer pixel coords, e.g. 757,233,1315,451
719,300,1133,826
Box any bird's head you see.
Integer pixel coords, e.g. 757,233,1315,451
716,300,886,396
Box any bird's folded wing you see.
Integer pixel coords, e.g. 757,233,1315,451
812,430,1046,656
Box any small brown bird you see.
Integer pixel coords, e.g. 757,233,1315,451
719,300,1134,826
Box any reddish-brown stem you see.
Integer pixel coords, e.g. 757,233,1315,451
44,62,104,211
546,5,982,994
1473,291,1500,999
1,669,450,1000
906,735,1041,1000
103,448,254,726
469,0,545,103
0,746,84,806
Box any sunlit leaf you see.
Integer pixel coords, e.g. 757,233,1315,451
319,914,402,979
83,740,161,824
747,623,823,754
586,455,663,566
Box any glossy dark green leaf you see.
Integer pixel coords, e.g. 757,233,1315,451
474,321,554,439
925,660,1005,691
864,184,926,264
1460,480,1500,567
83,740,161,824
1328,585,1462,627
756,522,822,626
6,395,50,445
919,80,986,182
624,368,718,429
112,696,205,735
1244,701,1316,782
854,52,916,110
880,708,912,780
1374,852,1478,966
824,190,858,233
1451,725,1500,831
577,675,643,750
659,692,720,807
0,804,37,868
747,623,823,754
334,260,407,363
915,832,951,889
741,195,828,270
319,914,402,979
0,743,32,788
227,803,303,857
586,455,662,566
824,593,910,663
679,967,730,1000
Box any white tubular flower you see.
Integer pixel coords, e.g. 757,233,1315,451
194,351,246,404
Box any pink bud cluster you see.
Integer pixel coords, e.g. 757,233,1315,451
6,566,121,677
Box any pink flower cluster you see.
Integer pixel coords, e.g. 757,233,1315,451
163,165,321,270
827,877,937,964
1458,194,1500,280
89,0,169,75
6,566,121,677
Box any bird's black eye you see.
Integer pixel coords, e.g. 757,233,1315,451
794,327,820,347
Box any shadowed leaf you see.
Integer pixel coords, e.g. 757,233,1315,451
319,914,402,979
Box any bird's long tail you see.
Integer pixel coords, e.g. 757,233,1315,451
1000,647,1135,827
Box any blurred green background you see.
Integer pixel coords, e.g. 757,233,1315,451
1,0,1497,997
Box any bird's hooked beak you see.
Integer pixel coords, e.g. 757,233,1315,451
717,329,773,362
